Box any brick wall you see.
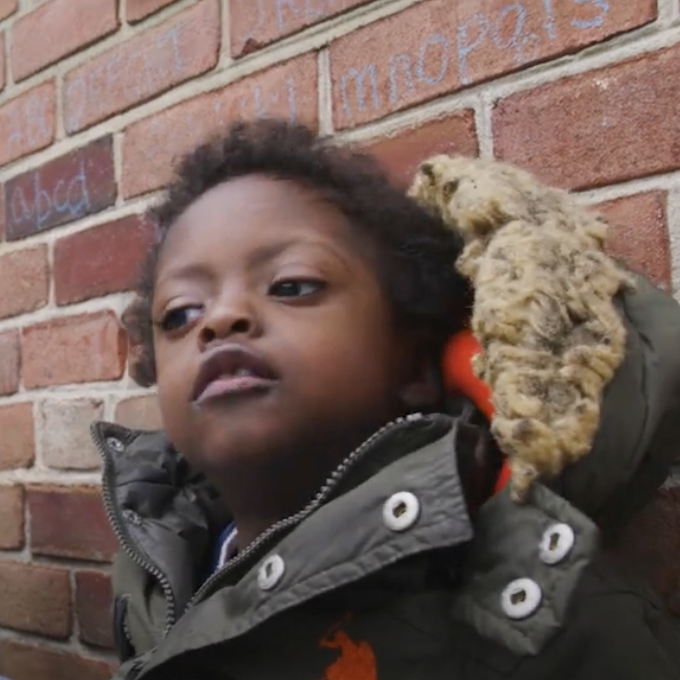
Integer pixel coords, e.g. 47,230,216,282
0,0,679,677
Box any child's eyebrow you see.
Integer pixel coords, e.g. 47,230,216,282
156,239,354,287
249,238,354,275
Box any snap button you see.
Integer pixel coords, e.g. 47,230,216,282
383,491,420,531
122,509,142,526
258,554,285,590
539,523,575,565
106,436,124,453
501,578,542,620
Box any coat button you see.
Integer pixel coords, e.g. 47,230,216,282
258,554,285,591
383,491,420,531
106,436,124,453
539,523,575,565
501,578,542,620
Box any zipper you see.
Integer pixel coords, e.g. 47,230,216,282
93,412,426,642
92,425,178,634
183,412,425,613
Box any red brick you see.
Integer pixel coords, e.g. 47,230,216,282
0,640,114,680
0,402,35,471
230,0,372,57
4,136,116,241
0,330,20,395
494,43,680,190
115,394,163,430
21,311,126,389
0,245,49,319
55,215,156,305
0,0,17,22
11,0,119,82
0,81,56,167
64,0,220,133
0,561,71,638
595,192,671,291
0,32,6,92
28,485,117,562
0,485,25,549
361,111,479,189
76,571,114,649
122,52,318,197
330,0,655,130
0,184,4,239
127,0,179,23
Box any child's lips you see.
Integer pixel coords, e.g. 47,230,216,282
194,372,277,405
191,343,278,404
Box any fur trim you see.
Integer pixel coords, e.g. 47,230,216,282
409,156,633,500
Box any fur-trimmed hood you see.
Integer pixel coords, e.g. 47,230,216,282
410,156,680,527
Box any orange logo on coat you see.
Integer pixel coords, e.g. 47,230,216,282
318,614,378,680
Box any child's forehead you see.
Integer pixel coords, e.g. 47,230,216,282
155,175,374,282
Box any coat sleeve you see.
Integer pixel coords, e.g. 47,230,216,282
550,273,680,532
111,550,169,662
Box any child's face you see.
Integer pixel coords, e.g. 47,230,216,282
151,175,424,479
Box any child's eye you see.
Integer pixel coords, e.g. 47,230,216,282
158,305,203,332
269,279,326,298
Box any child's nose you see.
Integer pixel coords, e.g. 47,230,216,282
198,299,261,347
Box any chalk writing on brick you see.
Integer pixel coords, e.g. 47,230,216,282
7,91,52,151
337,0,610,122
235,0,366,46
64,22,188,132
3,137,116,241
1,85,55,165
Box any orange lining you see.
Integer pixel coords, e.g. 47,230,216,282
443,330,511,494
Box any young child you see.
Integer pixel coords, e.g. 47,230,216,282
95,119,680,680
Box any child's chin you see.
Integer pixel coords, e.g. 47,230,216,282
194,417,288,469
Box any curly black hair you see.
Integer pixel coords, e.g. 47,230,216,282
123,118,472,387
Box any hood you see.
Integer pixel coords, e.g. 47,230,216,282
411,155,680,527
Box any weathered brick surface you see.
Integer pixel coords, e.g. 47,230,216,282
3,136,116,241
230,0,372,57
0,245,49,319
0,402,35,470
64,0,220,133
0,81,56,167
0,184,4,239
76,570,114,649
361,111,478,188
0,0,17,22
115,394,163,430
11,0,119,82
494,43,680,190
38,399,105,470
0,330,20,396
0,485,25,549
597,191,671,291
330,0,655,129
0,32,6,92
21,311,126,389
0,561,71,638
122,52,318,197
0,640,114,680
126,0,180,23
28,485,117,562
54,214,156,305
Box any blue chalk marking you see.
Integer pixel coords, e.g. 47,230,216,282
571,0,609,29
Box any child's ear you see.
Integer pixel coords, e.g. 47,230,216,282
398,349,441,412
